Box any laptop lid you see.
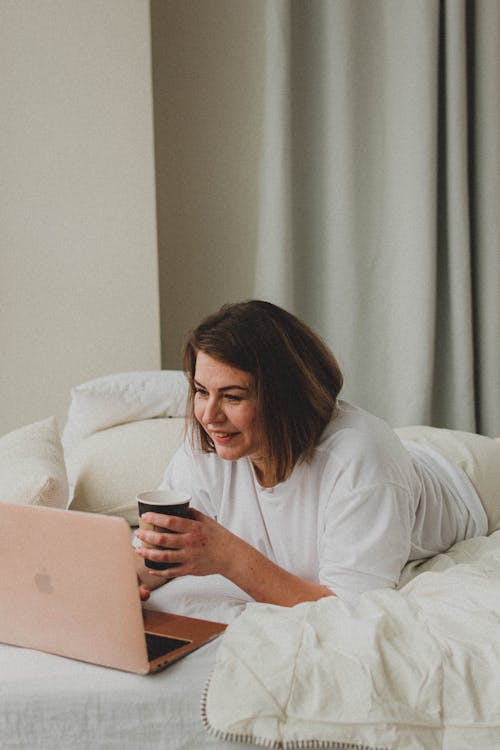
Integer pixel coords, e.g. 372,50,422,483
0,502,226,674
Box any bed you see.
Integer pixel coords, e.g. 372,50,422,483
1,371,499,750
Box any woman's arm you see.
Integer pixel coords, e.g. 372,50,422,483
134,509,334,607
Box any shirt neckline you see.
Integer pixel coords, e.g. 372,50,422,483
246,457,300,499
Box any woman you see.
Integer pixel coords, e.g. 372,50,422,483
135,300,492,608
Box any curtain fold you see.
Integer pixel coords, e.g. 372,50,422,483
255,0,294,309
254,0,499,436
469,0,500,437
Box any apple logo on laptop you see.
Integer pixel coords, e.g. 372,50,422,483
34,569,54,594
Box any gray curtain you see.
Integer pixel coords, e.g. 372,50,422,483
254,0,500,436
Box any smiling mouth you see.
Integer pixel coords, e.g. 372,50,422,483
211,431,240,442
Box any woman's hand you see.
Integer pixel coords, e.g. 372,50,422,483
134,509,238,578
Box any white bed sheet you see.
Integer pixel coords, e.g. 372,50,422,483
0,639,240,750
0,574,251,750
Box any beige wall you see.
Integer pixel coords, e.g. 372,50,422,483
0,1,160,435
151,0,265,368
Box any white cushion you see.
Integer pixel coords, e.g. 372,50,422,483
67,417,185,525
395,424,500,533
61,370,188,455
0,417,69,508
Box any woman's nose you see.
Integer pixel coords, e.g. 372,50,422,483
204,397,223,424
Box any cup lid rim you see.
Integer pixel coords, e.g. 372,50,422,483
137,490,190,505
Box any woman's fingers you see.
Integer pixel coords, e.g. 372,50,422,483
139,583,150,601
134,511,195,555
135,528,183,549
134,508,231,578
140,511,191,532
134,510,213,552
136,544,182,564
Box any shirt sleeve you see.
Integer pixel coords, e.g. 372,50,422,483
318,482,414,607
157,441,217,518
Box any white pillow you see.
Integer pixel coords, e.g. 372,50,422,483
61,370,189,455
394,424,500,534
67,417,185,525
0,417,69,509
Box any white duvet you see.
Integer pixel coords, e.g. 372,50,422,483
203,530,500,750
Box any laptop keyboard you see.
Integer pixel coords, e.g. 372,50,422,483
145,632,190,661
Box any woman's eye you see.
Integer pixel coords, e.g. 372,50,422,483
194,388,208,397
224,394,242,403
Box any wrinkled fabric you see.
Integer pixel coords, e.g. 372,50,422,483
204,531,500,750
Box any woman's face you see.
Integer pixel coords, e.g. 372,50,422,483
193,351,266,473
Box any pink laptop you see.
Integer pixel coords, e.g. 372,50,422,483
0,502,226,674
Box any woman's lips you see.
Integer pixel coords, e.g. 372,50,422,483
211,431,239,444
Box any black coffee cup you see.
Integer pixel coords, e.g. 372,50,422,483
137,490,191,570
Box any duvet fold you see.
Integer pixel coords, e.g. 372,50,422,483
202,531,500,750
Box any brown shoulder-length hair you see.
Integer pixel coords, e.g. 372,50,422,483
182,300,343,485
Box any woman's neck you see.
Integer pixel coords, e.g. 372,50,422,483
250,458,275,488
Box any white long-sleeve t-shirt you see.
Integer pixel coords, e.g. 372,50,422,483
159,401,487,606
